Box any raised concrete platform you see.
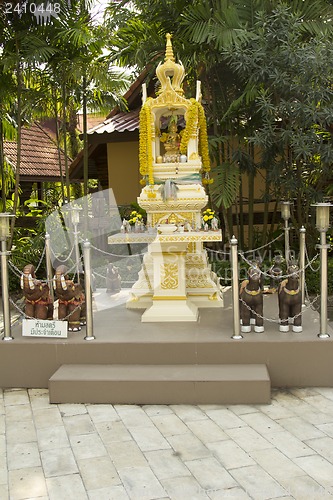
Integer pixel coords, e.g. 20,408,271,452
1,290,333,404
49,363,270,404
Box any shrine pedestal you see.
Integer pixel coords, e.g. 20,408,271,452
141,239,198,322
108,231,222,322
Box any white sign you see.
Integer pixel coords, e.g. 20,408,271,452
22,319,68,338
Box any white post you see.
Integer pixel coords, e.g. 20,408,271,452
318,230,330,339
45,233,54,304
83,241,95,340
231,236,242,339
1,239,13,341
299,226,306,307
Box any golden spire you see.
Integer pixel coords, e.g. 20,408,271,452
165,33,175,62
156,33,185,95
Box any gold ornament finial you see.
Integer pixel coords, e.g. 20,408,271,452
165,33,175,62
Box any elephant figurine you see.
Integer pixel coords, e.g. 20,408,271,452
106,264,121,294
240,265,264,333
53,265,84,331
278,263,302,332
21,264,53,320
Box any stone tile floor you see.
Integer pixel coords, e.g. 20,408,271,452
2,388,333,499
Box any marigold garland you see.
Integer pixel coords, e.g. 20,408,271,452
179,98,212,182
139,98,154,185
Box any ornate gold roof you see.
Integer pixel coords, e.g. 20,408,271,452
156,34,185,96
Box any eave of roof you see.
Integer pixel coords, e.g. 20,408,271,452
3,122,70,180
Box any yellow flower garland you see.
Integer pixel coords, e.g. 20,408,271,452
139,98,154,185
180,98,212,184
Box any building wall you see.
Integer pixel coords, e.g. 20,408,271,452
107,141,141,205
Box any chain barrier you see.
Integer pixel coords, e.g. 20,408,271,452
239,294,320,324
239,251,319,280
305,245,320,273
8,254,84,286
49,242,76,263
207,233,284,258
9,296,83,322
88,241,148,258
35,245,46,272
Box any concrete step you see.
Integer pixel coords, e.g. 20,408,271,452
49,363,271,404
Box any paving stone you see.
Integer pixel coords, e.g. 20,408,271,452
254,400,295,420
46,474,88,500
264,430,315,458
305,436,333,463
151,413,191,437
8,467,47,500
95,420,132,445
161,476,210,500
36,425,70,451
145,449,192,480
69,433,108,460
63,413,96,435
86,404,119,423
185,456,237,490
249,448,305,481
5,404,32,422
7,442,41,470
77,456,121,490
118,466,166,500
106,439,148,469
278,475,332,499
277,416,325,440
294,455,333,488
229,465,288,499
87,485,130,500
240,412,284,434
207,440,255,470
167,433,212,461
0,484,9,500
58,403,88,416
40,447,79,477
143,404,174,417
186,418,229,444
32,407,64,429
115,406,155,428
128,425,171,452
170,404,207,422
4,389,29,407
205,408,248,430
6,420,37,444
225,426,273,453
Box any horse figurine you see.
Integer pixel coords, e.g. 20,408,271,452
240,265,264,333
278,263,302,332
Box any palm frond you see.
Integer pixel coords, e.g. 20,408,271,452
210,161,240,209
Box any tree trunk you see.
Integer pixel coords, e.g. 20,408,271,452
0,120,6,210
61,82,71,204
53,90,66,204
9,54,22,249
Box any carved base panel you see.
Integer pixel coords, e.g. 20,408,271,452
127,250,223,309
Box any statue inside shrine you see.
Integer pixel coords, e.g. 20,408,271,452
160,116,181,163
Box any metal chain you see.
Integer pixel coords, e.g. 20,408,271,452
242,233,284,254
239,252,319,279
9,296,83,322
305,245,320,272
35,245,46,272
88,242,148,258
207,233,284,257
8,255,84,285
49,242,76,262
239,294,320,323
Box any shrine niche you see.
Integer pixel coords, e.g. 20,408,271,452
109,33,222,321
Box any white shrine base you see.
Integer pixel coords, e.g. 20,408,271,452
141,298,199,322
